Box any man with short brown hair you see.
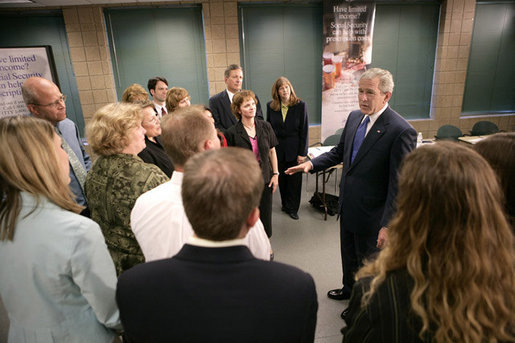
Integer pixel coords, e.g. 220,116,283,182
209,64,264,130
118,148,318,342
130,106,271,262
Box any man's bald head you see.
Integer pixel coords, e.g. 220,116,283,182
22,77,67,125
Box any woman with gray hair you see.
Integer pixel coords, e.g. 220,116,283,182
85,102,169,275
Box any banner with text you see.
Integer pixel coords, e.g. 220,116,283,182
321,1,375,141
0,47,57,118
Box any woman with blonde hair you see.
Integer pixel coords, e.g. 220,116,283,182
85,103,168,275
0,116,120,342
166,87,191,113
138,101,174,177
121,83,149,103
266,76,308,220
343,142,515,342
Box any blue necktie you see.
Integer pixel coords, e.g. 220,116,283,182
351,116,370,163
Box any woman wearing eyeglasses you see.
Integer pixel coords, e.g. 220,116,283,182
85,103,169,276
166,87,191,114
137,101,174,177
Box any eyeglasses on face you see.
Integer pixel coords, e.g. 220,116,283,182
32,95,67,108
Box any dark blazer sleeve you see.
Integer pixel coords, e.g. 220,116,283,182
297,101,309,157
311,131,345,172
343,271,420,343
209,92,226,130
380,124,416,228
255,94,264,121
342,278,372,342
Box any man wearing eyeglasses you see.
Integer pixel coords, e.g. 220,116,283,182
22,77,91,215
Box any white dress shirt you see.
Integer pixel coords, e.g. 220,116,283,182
363,102,388,136
131,171,271,261
154,103,167,118
226,89,236,103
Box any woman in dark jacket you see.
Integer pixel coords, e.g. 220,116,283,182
225,90,279,238
266,77,308,219
138,101,174,177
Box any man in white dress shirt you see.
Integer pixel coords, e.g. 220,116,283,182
131,106,271,261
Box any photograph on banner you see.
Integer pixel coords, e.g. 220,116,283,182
0,46,58,118
321,1,375,142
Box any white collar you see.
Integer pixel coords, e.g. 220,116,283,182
187,235,246,248
226,89,236,103
362,103,388,134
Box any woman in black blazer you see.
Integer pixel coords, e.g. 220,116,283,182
138,101,174,177
266,77,308,219
224,90,279,238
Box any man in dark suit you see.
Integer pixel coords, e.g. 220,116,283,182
117,147,318,342
209,64,263,130
286,68,416,307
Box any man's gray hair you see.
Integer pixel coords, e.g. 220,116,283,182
360,68,394,94
224,64,242,79
21,82,38,105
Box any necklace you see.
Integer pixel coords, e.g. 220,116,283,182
243,122,255,130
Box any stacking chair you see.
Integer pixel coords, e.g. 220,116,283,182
323,134,342,146
435,125,463,141
470,121,499,136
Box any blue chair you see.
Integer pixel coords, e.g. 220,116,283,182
435,125,463,141
471,121,499,136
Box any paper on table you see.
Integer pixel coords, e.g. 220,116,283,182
308,146,335,159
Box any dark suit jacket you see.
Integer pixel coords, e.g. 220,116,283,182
266,100,309,163
342,270,427,342
311,107,416,235
209,90,264,130
224,119,278,183
117,244,318,343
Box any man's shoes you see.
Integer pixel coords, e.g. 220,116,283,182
289,212,299,220
327,287,351,300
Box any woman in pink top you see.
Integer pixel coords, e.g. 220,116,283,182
224,90,279,239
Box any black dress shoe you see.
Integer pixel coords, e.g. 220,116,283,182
327,288,351,300
289,212,299,220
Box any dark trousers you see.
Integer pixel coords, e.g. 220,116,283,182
340,220,379,291
278,159,303,213
260,184,273,238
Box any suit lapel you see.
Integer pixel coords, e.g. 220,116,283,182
349,110,389,169
223,92,237,124
236,122,252,149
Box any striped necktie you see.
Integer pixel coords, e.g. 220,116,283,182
56,129,87,190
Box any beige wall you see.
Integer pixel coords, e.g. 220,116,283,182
14,0,515,144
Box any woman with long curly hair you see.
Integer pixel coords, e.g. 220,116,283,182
343,142,514,343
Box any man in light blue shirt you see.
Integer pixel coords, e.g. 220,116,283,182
22,77,91,210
